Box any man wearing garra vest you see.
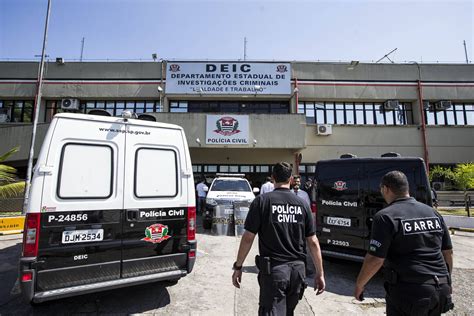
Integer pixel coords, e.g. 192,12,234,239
232,162,325,315
354,171,454,315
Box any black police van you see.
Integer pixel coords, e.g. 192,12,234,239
314,155,432,262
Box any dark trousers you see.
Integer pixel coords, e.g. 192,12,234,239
197,197,206,215
257,261,306,316
385,282,452,316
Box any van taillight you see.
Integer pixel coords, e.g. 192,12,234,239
311,202,317,214
311,202,318,225
22,213,41,257
187,206,196,241
21,271,33,282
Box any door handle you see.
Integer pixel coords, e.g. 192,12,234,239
126,209,139,221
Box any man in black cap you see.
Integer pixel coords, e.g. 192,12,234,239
232,162,325,315
354,170,454,315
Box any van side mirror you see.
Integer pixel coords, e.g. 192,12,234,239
203,186,208,192
253,187,260,193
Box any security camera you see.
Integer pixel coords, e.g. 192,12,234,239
157,86,163,93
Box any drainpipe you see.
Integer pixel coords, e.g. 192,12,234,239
414,63,430,174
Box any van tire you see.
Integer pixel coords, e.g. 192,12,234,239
203,218,212,230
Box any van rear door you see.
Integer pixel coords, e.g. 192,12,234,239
35,116,125,293
363,158,432,252
121,122,191,278
316,161,367,256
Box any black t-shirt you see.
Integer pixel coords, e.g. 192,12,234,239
368,197,452,277
244,187,316,263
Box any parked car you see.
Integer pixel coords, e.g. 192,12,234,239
203,175,259,229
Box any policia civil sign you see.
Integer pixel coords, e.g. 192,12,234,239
165,62,291,95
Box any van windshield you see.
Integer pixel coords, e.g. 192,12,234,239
210,179,251,192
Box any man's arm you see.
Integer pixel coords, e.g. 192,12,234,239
232,230,256,288
354,254,385,301
306,235,325,295
442,249,453,274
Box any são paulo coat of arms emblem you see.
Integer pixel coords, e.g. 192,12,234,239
214,116,240,136
142,223,171,244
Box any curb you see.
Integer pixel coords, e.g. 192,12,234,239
449,227,474,234
0,230,23,236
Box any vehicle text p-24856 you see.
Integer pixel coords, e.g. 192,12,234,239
48,213,88,223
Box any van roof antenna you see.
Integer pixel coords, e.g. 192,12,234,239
376,48,398,63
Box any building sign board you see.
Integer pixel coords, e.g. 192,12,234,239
166,62,291,95
206,115,249,145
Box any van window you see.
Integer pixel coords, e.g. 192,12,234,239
135,148,178,198
317,163,360,201
57,143,113,199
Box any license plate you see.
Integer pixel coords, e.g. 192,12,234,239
224,208,233,215
62,229,104,244
326,216,351,227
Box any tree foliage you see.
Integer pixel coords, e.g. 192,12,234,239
430,163,474,191
430,162,474,216
0,147,25,198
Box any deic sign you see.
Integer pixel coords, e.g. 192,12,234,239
206,115,249,145
165,62,291,95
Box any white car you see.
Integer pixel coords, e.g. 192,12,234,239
203,176,259,229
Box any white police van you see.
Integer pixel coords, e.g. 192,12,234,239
20,113,196,303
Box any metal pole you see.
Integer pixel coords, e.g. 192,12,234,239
244,37,247,61
463,40,469,64
23,0,52,214
80,37,85,62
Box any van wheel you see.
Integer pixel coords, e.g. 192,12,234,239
203,218,212,230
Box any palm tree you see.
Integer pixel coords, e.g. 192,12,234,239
0,147,25,198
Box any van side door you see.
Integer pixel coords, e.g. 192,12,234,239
316,162,366,252
35,117,125,292
121,122,191,278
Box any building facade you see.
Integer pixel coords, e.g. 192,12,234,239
0,60,473,188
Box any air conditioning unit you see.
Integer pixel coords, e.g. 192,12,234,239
317,124,332,136
61,98,80,110
381,100,400,111
432,182,445,191
433,100,452,111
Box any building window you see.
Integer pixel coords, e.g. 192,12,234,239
44,100,162,123
170,101,188,113
424,103,474,125
0,100,35,123
298,101,413,125
170,100,289,114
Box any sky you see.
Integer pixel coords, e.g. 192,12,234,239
0,0,473,63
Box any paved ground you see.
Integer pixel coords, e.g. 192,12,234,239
0,225,472,315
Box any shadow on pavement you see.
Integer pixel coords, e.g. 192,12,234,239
0,237,175,315
306,257,385,299
1,280,174,315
